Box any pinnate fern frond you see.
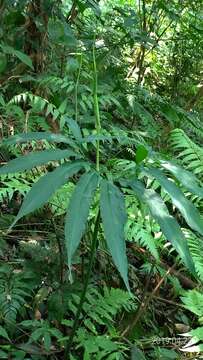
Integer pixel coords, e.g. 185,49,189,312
170,128,203,177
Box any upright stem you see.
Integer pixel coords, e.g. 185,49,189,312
137,0,147,85
64,211,100,358
75,54,83,123
93,41,101,172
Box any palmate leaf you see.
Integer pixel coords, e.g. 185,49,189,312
100,180,129,291
0,149,81,174
160,160,203,198
10,161,87,228
1,131,76,148
127,180,194,273
145,168,203,236
65,171,99,270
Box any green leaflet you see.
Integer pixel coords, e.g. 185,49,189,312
160,160,203,198
65,171,99,269
0,149,81,175
129,180,194,273
159,103,180,125
100,179,129,291
81,134,112,144
145,168,203,236
1,131,76,148
11,162,86,228
131,100,154,124
136,145,148,164
0,325,10,341
131,345,146,360
65,117,83,141
0,45,34,70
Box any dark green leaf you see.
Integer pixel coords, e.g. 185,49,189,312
100,180,129,290
0,149,81,174
131,345,146,360
0,325,10,341
11,162,86,228
129,180,194,273
65,118,82,141
1,132,75,148
160,160,203,198
145,168,203,236
159,103,180,125
1,45,33,69
44,332,51,352
65,171,99,269
0,53,7,73
0,351,8,359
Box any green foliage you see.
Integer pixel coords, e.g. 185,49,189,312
170,128,203,178
65,171,99,272
0,265,33,327
0,0,203,358
62,286,135,359
100,180,129,290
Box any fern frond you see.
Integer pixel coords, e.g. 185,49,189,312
181,289,203,317
0,265,33,326
126,206,161,260
170,128,203,177
183,229,203,280
69,286,136,328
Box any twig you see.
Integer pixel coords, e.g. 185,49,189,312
121,263,176,337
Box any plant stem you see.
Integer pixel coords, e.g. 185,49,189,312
75,53,83,123
64,210,100,358
93,41,101,172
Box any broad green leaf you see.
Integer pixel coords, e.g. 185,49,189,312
1,131,75,148
136,145,148,164
1,45,33,69
11,162,86,228
160,160,203,198
0,149,81,175
128,180,194,273
13,50,34,69
65,171,99,269
0,351,7,359
145,168,203,236
30,328,43,342
100,180,129,291
131,345,146,360
44,332,51,352
159,103,180,125
0,325,10,341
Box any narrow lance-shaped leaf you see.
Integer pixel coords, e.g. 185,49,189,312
0,149,81,175
65,117,82,141
128,179,194,273
0,45,34,70
160,160,203,198
1,131,76,148
136,145,148,164
145,168,203,236
100,179,130,291
65,171,99,270
10,161,87,229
